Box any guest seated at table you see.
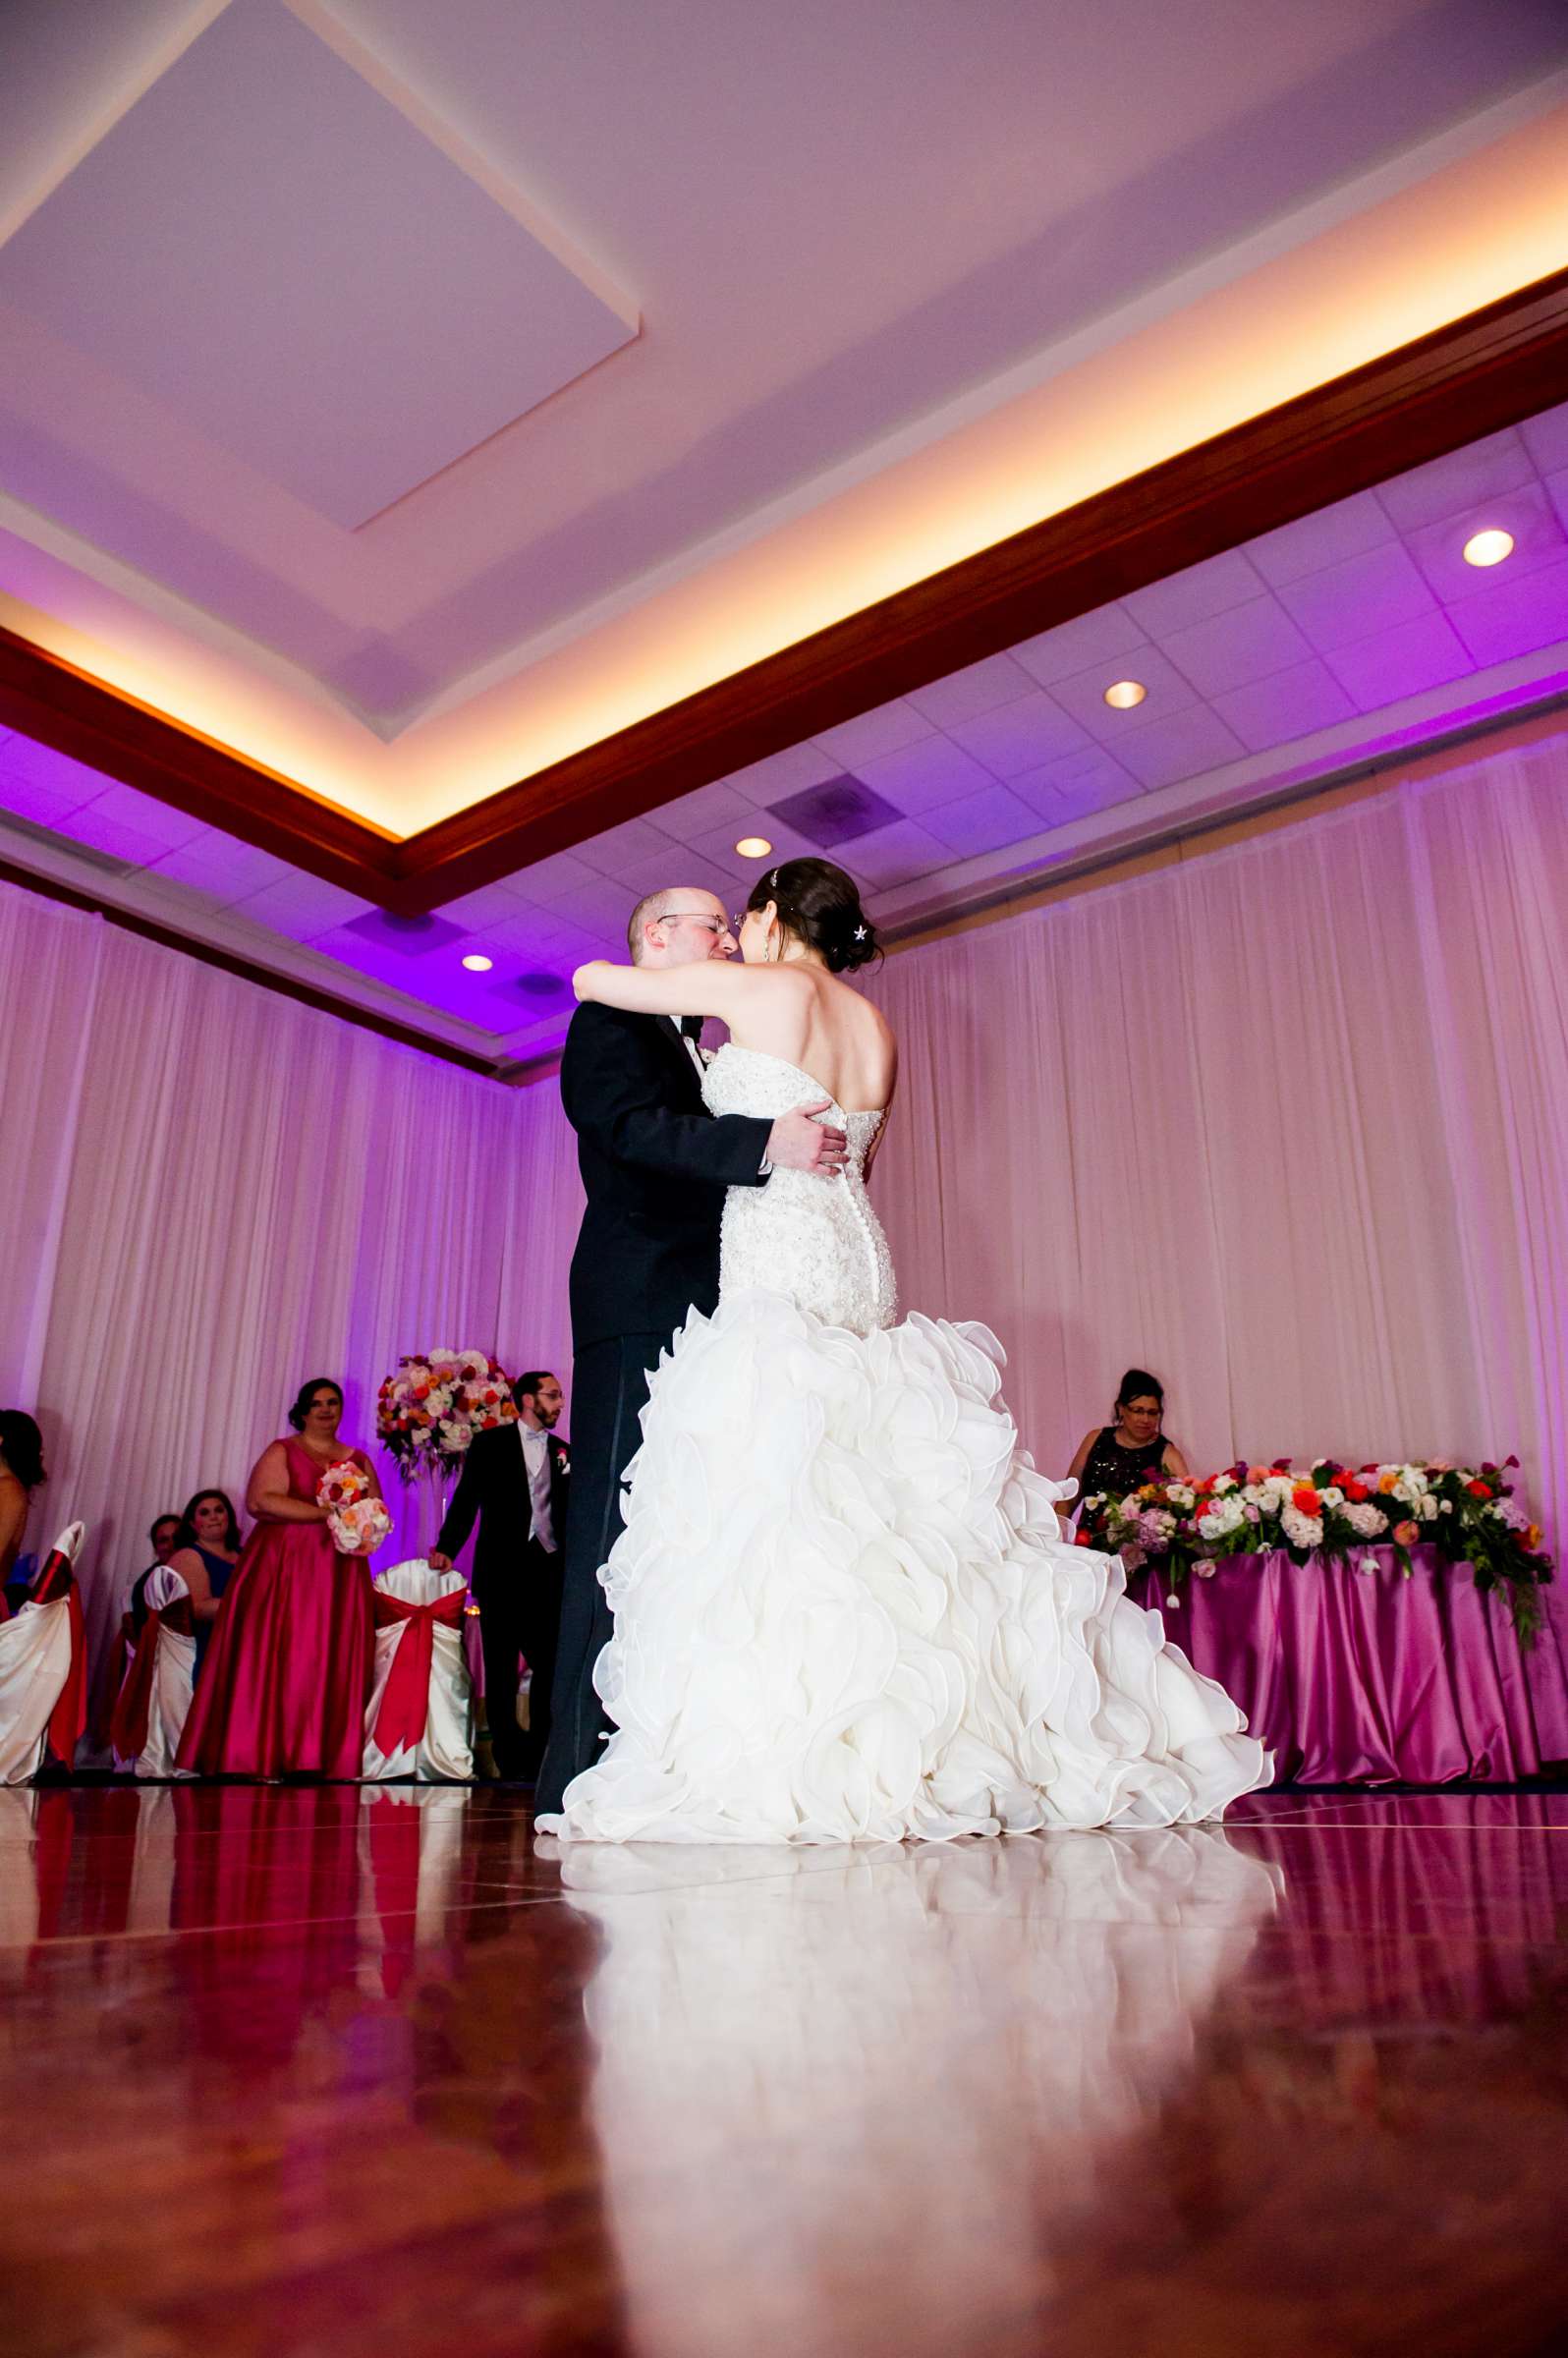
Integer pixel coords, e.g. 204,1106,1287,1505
165,1489,243,1678
176,1378,379,1779
0,1411,47,1607
1065,1369,1190,1548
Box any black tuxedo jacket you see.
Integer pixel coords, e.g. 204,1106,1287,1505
561,1002,773,1350
434,1422,569,1599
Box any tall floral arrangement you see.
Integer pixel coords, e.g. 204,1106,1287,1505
1083,1456,1552,1642
376,1348,519,1485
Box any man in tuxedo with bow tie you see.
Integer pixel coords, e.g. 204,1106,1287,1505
430,1370,569,1782
534,885,848,1815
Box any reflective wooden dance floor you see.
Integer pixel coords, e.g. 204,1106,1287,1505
2,1784,1565,2356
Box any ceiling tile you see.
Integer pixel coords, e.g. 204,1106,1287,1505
1245,489,1399,588
0,735,115,813
684,818,819,883
547,876,645,935
1111,704,1247,792
1374,424,1536,533
1006,746,1142,823
79,782,209,851
511,849,604,903
1210,658,1358,753
230,875,378,942
1406,481,1568,604
1159,594,1314,696
1320,611,1474,712
843,819,951,892
721,744,845,805
945,690,1092,779
431,881,536,929
1272,541,1438,653
1122,547,1265,637
596,848,726,900
812,699,935,766
657,779,757,838
837,734,996,816
1010,600,1148,686
575,814,683,877
1444,558,1568,670
50,803,177,869
921,784,1045,860
1044,646,1202,741
0,771,116,833
1546,465,1568,542
904,651,1037,728
149,833,296,903
1519,400,1568,477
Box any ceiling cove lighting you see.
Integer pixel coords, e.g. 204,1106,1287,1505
1102,679,1148,709
735,835,773,858
461,952,493,972
1462,528,1514,568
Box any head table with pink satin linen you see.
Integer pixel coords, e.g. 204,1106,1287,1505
1124,1547,1568,1785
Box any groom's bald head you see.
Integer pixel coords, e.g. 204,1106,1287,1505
627,887,736,966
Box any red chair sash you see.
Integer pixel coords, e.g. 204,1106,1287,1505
92,1620,133,1750
370,1588,467,1756
108,1613,161,1765
47,1586,87,1767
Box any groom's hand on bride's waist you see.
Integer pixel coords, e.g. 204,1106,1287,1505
765,1101,849,1178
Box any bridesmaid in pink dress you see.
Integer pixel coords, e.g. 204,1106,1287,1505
178,1378,379,1778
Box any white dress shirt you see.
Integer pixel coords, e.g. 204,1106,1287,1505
520,1423,557,1554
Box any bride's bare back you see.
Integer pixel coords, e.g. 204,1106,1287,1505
722,965,897,1115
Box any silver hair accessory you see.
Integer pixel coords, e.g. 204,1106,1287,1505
768,869,780,888
854,926,868,942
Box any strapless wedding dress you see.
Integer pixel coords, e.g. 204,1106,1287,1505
536,1044,1269,1842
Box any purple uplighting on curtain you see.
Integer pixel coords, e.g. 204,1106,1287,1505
1126,1547,1562,1782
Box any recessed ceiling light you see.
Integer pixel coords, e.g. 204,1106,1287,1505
734,835,773,858
1462,528,1514,568
1102,679,1148,709
461,952,493,972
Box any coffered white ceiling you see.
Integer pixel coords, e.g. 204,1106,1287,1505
6,400,1567,1068
1,0,1567,827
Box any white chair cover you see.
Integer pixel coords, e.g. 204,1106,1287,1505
363,1559,474,1782
0,1522,85,1786
133,1566,196,1781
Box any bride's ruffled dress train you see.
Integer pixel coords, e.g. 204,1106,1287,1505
537,1047,1269,1843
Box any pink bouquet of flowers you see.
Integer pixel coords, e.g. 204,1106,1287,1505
376,1347,521,1484
316,1458,391,1555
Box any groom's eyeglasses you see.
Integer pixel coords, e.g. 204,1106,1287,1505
662,914,731,938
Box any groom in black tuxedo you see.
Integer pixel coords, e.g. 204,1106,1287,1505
430,1370,569,1781
534,885,847,1815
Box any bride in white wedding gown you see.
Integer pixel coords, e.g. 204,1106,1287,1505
535,859,1268,1843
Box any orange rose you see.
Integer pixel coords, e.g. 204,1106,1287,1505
1392,1519,1420,1546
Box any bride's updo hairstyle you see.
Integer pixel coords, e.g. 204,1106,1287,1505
745,858,881,975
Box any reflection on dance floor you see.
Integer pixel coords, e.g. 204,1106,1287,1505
1,1785,1566,2355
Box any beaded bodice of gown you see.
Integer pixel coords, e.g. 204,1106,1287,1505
702,1043,895,1336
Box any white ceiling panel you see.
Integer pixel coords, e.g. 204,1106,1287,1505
1158,595,1315,698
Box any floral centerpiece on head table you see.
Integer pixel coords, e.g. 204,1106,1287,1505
376,1348,520,1486
1082,1455,1553,1643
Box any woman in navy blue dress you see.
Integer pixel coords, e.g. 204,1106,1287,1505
166,1488,243,1680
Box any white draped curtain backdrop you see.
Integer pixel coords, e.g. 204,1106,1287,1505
0,885,581,1687
863,732,1568,1693
3,722,1566,1708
